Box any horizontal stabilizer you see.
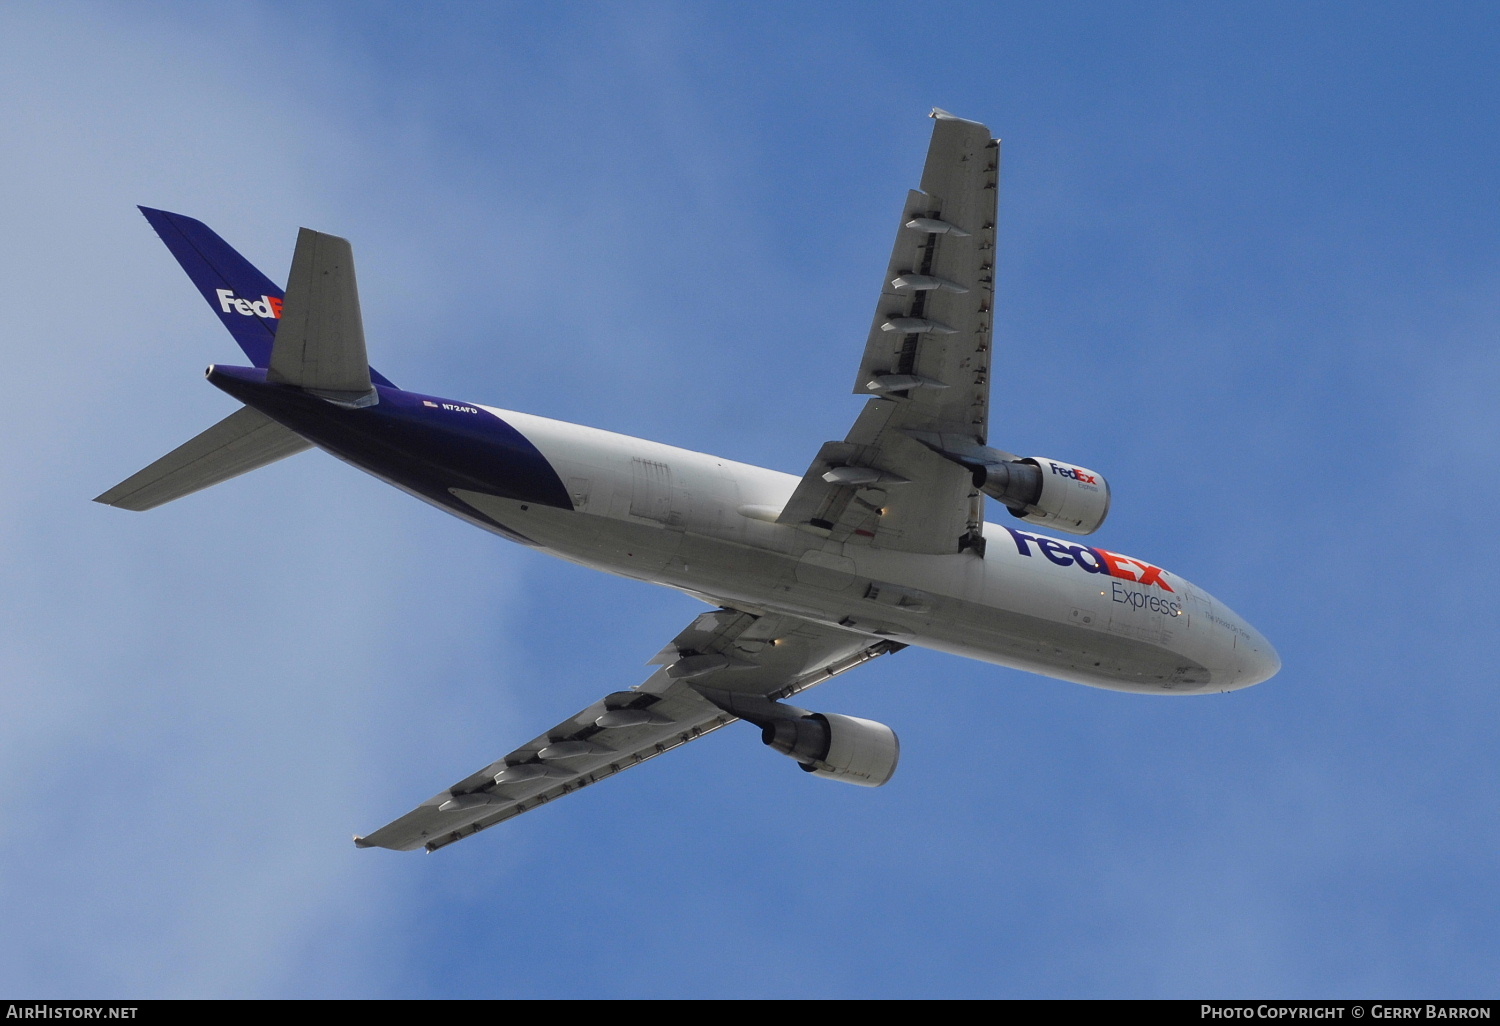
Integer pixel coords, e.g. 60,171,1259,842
137,207,396,388
269,228,375,405
94,406,311,511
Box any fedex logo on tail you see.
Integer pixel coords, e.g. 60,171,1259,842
216,289,283,319
1048,462,1097,485
1006,527,1173,591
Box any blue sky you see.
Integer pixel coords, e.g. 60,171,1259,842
2,1,1497,998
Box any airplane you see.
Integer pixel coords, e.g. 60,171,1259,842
97,109,1279,853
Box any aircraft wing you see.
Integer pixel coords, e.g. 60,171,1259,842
357,608,902,852
777,110,1000,555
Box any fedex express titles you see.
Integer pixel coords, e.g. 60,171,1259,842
216,289,282,319
1005,526,1184,618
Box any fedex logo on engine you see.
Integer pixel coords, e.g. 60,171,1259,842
1048,462,1098,485
1006,527,1173,591
215,289,283,319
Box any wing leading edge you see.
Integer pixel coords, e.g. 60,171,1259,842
358,610,902,852
778,109,999,555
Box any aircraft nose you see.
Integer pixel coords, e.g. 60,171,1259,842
1234,626,1281,686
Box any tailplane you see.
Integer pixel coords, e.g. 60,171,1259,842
267,228,377,407
138,206,393,387
94,406,310,511
100,212,393,510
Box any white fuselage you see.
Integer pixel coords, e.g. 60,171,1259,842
432,408,1279,695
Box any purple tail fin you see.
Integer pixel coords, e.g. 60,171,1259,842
138,206,394,387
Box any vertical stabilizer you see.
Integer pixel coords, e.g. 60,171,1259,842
139,206,285,369
138,207,395,388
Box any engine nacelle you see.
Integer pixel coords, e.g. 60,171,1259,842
762,711,900,787
978,457,1110,536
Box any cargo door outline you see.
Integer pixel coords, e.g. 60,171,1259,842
630,458,675,524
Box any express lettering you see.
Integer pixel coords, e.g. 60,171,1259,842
1111,581,1182,616
215,289,283,319
1006,527,1174,592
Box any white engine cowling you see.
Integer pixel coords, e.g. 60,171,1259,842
1006,457,1111,536
762,712,900,787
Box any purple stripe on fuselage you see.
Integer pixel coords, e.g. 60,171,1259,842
206,366,572,526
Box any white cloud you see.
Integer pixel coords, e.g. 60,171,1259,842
0,3,526,996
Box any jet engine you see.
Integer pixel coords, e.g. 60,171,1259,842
976,457,1111,536
761,711,900,787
